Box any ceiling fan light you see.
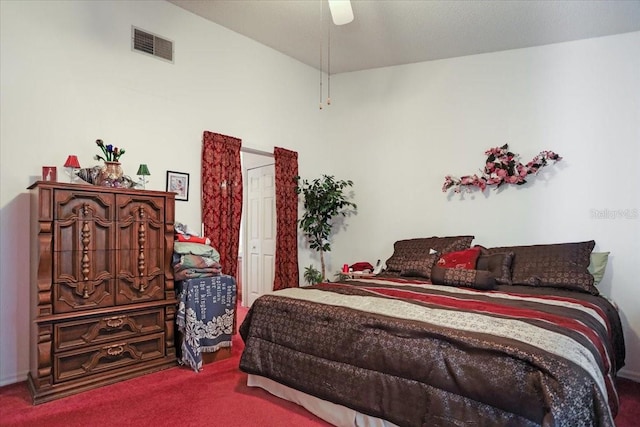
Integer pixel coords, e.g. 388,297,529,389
328,0,354,26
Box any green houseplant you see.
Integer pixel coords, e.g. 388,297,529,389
296,175,357,281
303,265,323,285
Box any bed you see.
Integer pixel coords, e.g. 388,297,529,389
239,237,625,427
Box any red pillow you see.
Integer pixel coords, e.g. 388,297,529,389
350,262,374,272
437,247,481,270
176,234,209,244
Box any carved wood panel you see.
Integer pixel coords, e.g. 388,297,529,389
52,191,115,313
115,195,166,304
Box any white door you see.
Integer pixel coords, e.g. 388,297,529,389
245,164,276,307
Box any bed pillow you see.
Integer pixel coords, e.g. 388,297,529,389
430,266,496,290
399,254,440,279
436,247,481,270
480,241,597,294
385,235,474,273
476,251,514,285
588,252,610,285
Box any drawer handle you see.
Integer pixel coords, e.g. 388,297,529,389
82,342,143,372
106,345,124,357
105,316,125,328
81,315,144,343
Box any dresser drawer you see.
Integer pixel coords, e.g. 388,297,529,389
54,309,165,352
54,333,165,383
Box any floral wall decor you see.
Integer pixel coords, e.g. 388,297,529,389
442,144,562,194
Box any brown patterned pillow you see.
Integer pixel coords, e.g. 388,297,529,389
386,236,474,273
430,266,496,290
480,241,597,294
476,251,514,285
399,254,439,279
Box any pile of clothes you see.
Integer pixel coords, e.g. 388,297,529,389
172,222,222,281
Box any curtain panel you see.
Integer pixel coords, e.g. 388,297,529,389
202,131,243,278
273,147,299,290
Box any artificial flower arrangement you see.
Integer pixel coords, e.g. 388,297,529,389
94,139,125,162
442,144,562,194
75,139,134,188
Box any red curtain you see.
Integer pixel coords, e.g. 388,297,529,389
273,147,299,290
202,131,243,278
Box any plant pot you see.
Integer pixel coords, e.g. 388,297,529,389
99,161,124,186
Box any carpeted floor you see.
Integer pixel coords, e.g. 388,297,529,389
614,376,640,427
0,306,330,427
1,306,638,427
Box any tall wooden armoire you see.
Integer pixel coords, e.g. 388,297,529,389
27,181,177,404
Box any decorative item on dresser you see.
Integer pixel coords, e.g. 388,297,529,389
27,181,177,404
42,166,57,182
63,155,81,183
99,161,125,186
136,164,151,189
93,138,130,188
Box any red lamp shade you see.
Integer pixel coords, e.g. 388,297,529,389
64,155,81,169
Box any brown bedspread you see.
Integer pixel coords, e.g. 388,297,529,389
239,277,625,427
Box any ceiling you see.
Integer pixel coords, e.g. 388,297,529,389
168,0,640,74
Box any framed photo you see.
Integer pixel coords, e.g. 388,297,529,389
166,171,189,201
42,166,57,182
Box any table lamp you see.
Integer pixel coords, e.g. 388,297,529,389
137,164,150,189
64,155,81,183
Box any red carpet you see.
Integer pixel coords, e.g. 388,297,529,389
1,306,638,427
616,376,640,427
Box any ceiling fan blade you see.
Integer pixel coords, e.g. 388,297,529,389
328,0,354,25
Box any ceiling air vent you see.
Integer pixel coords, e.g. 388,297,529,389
132,26,173,63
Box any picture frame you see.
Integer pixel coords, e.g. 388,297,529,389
42,166,57,182
166,170,189,201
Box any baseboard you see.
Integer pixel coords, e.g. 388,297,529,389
0,369,28,388
618,367,640,383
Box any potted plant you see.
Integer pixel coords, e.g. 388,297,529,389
296,175,357,281
303,265,323,285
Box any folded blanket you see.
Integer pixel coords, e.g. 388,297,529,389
173,242,220,261
173,254,220,270
174,267,222,281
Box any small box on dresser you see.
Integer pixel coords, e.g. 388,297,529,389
27,181,178,404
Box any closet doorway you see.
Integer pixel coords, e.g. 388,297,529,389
241,150,275,307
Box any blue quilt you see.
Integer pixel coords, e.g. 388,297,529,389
176,275,236,371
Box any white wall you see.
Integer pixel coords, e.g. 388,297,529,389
322,32,640,380
0,0,322,385
1,0,639,386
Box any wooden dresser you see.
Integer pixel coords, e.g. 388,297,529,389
27,181,177,404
